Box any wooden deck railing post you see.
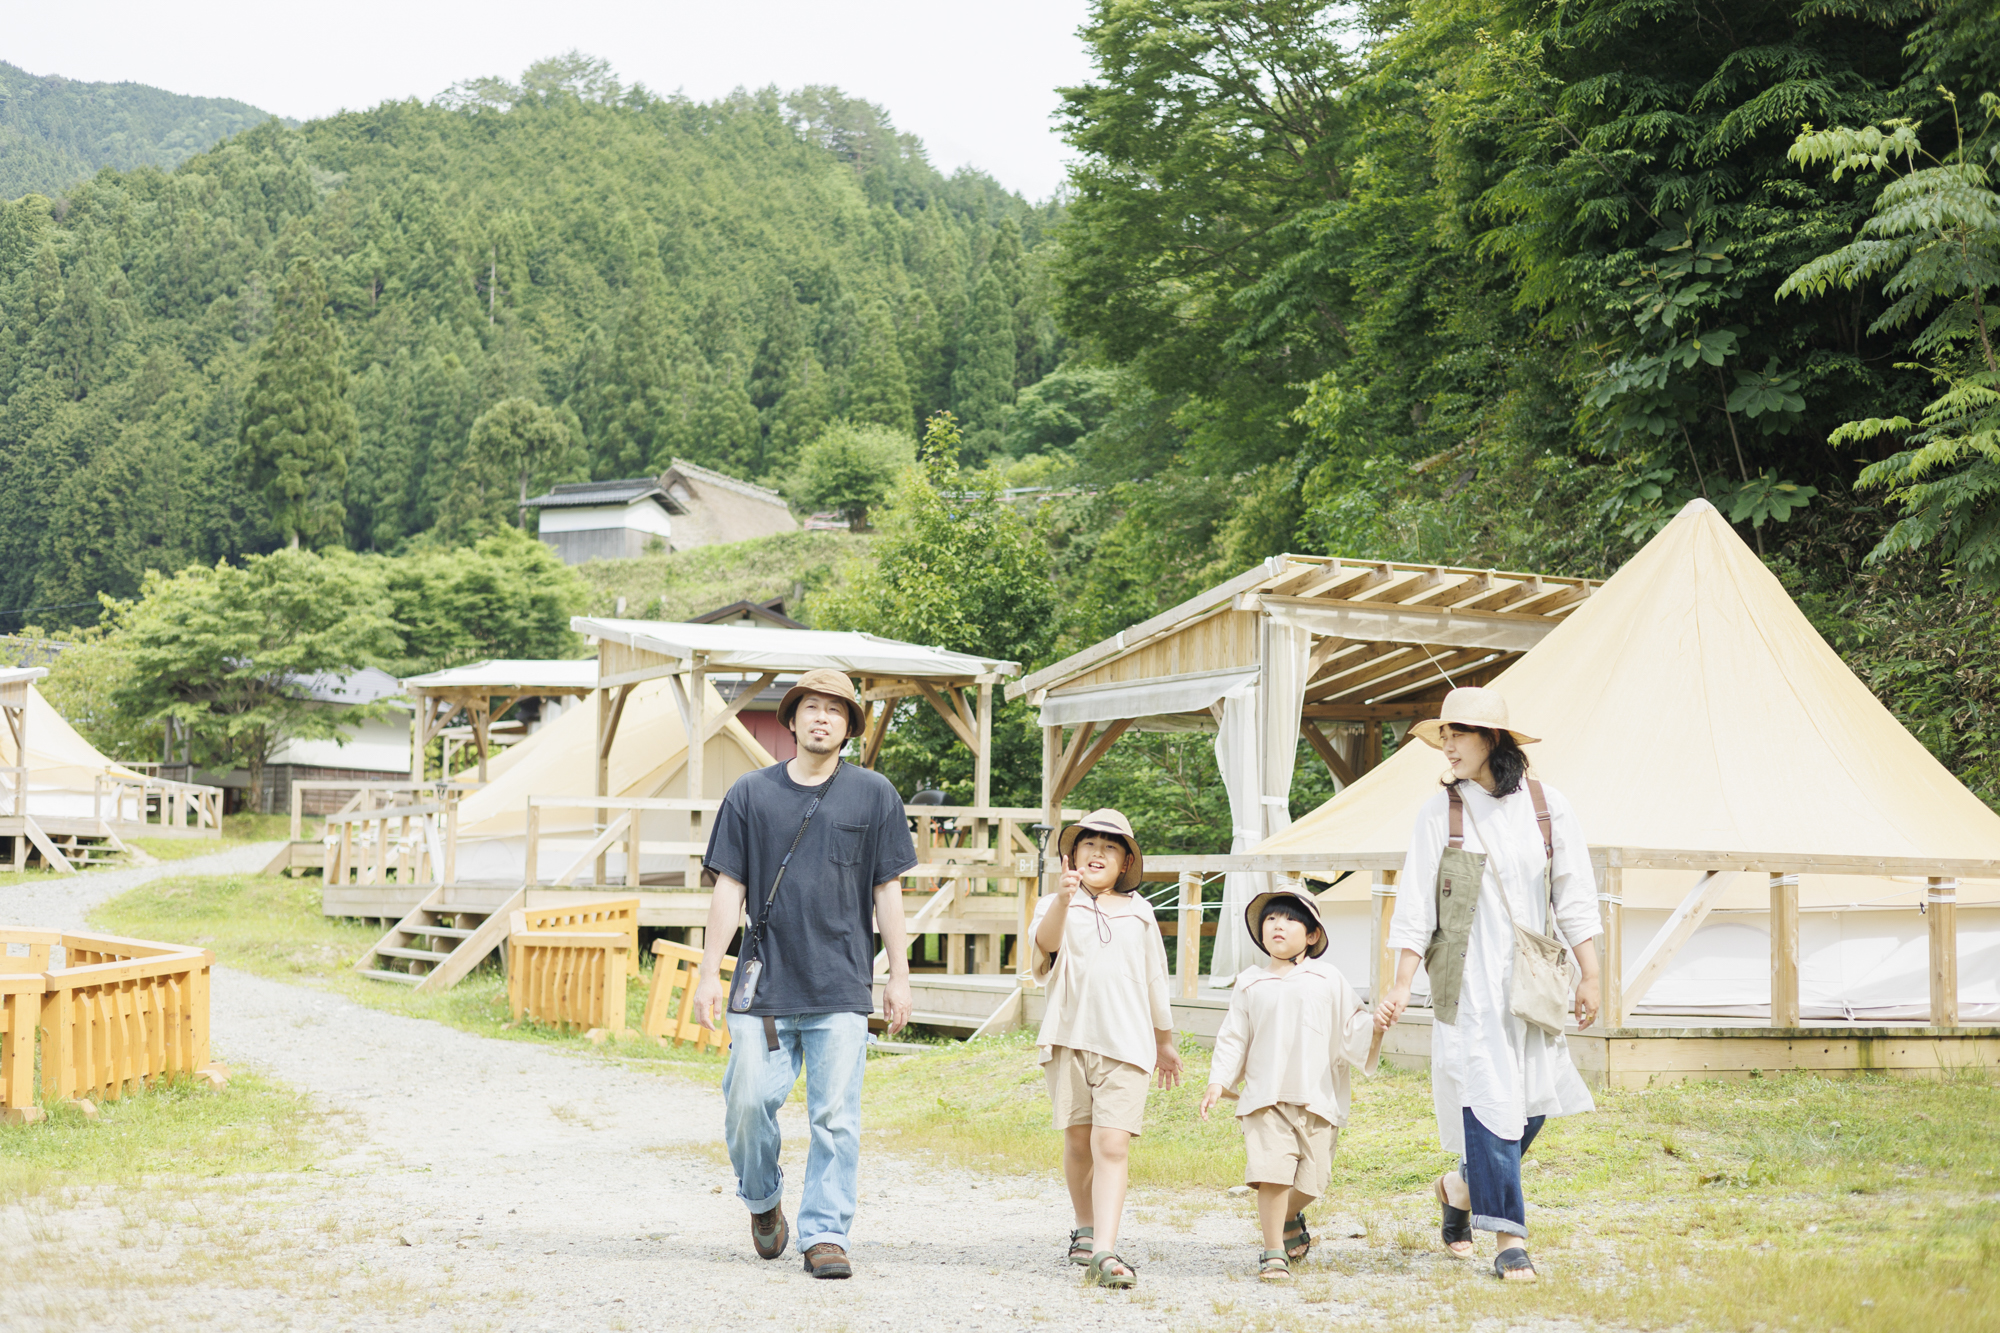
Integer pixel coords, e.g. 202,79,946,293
1178,871,1201,998
1770,873,1800,1027
1599,862,1624,1028
1929,876,1958,1028
1369,869,1397,1003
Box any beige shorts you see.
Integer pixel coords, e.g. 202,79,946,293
1240,1102,1337,1197
1044,1045,1149,1136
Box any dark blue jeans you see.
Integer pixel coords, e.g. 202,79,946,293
1460,1108,1545,1239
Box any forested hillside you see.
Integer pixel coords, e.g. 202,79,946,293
0,61,284,199
0,53,1062,624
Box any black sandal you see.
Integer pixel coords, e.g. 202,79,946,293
1066,1226,1094,1266
1493,1246,1537,1281
1435,1176,1473,1254
1283,1210,1312,1261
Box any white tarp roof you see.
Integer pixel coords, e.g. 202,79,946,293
575,619,1019,679
1039,666,1258,727
0,682,147,790
1263,497,2000,873
403,659,600,692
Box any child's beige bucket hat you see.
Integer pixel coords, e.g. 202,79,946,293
1057,809,1144,893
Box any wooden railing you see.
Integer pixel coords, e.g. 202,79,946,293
0,926,218,1120
323,802,441,887
641,939,735,1052
506,897,635,1035
94,774,223,837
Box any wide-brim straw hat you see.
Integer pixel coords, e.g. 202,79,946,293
1409,686,1540,749
1057,809,1144,893
1245,889,1329,959
777,668,866,733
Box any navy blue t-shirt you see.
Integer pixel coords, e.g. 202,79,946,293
704,761,917,1016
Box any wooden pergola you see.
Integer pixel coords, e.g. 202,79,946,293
402,659,600,783
1007,554,1600,976
574,618,1022,887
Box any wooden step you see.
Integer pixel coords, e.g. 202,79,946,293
376,945,452,964
406,924,478,939
356,968,424,986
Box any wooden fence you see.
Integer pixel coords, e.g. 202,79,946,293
323,801,440,887
506,897,636,1034
94,774,224,837
640,939,736,1052
0,926,218,1120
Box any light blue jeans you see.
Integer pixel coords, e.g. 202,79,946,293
722,1010,868,1254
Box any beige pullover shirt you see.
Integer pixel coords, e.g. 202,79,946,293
1030,888,1175,1073
1210,957,1373,1126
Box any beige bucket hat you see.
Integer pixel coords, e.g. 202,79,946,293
777,668,866,733
1244,888,1330,959
1057,809,1144,893
1408,686,1540,749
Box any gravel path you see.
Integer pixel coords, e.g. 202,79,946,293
0,848,1433,1332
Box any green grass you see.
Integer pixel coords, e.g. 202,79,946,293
0,1072,320,1207
865,1031,2000,1332
130,811,291,863
89,872,734,1082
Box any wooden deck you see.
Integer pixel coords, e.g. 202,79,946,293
869,975,2000,1088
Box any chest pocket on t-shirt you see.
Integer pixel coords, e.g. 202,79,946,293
831,821,869,867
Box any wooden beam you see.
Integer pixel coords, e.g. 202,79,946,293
1049,721,1098,807
1770,873,1800,1027
913,680,979,752
1178,871,1201,998
1620,872,1726,1013
1300,720,1356,787
1305,635,1347,679
973,682,993,814
1369,869,1397,1003
1599,866,1625,1027
1301,701,1445,722
1058,718,1133,800
703,672,779,743
861,699,894,769
1929,877,1958,1028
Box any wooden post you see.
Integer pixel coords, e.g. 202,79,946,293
974,681,993,853
1929,876,1958,1028
1598,862,1623,1028
1040,724,1062,897
1369,869,1397,1003
1770,873,1800,1028
687,659,707,891
290,783,303,844
1178,871,1201,998
444,788,459,885
625,808,642,889
947,929,965,975
974,933,997,974
524,801,540,887
410,701,425,783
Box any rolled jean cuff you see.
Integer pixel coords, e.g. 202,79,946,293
741,1177,784,1214
797,1231,849,1253
1472,1213,1526,1238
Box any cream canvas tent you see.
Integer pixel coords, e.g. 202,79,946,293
1259,498,2000,1022
445,672,776,884
0,677,148,805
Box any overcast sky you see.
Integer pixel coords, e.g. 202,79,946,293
5,0,1099,200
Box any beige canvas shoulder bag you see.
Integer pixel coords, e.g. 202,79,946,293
1459,779,1577,1036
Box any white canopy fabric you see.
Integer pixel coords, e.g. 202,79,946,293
1036,666,1257,728
1262,498,2000,1017
0,682,146,794
575,619,1019,680
403,659,599,692
1262,498,2000,867
449,675,775,883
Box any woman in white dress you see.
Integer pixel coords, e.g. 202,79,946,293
1373,687,1602,1282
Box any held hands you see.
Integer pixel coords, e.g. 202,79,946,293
1374,984,1410,1033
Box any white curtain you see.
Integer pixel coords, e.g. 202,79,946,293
1208,619,1315,979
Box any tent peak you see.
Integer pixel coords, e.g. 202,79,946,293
1680,497,1718,517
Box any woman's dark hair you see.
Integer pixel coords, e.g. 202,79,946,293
1258,895,1321,936
1439,725,1528,798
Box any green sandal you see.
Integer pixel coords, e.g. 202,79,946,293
1066,1226,1094,1266
1258,1248,1292,1282
1085,1250,1138,1289
1284,1210,1313,1262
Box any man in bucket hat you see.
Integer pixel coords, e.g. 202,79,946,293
691,668,917,1279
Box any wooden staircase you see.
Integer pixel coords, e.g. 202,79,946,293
353,884,522,991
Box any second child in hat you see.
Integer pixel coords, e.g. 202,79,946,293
1199,887,1372,1283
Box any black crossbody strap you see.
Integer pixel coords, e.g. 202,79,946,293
746,761,840,953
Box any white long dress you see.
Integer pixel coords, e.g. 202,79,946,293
1386,779,1601,1153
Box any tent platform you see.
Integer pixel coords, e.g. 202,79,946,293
871,976,2000,1087
323,881,721,926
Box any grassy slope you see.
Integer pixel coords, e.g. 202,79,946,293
90,869,2000,1332
571,529,870,623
